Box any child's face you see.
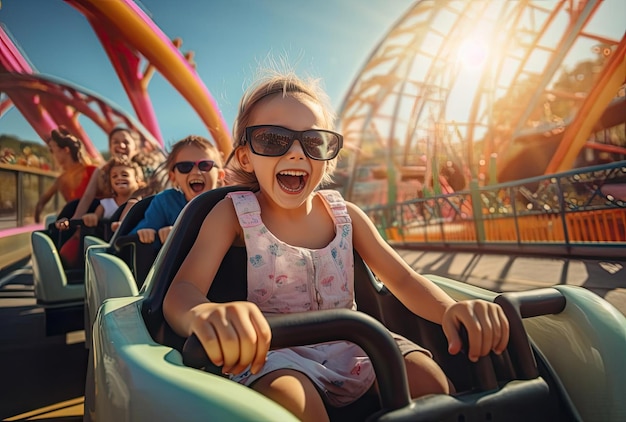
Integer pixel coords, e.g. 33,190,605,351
238,94,328,209
109,130,138,159
110,165,140,196
169,145,224,202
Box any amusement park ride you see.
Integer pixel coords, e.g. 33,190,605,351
0,1,624,421
0,0,231,157
339,0,625,190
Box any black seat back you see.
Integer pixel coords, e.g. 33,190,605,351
99,201,127,242
143,186,248,349
105,195,156,288
106,195,156,247
47,198,100,249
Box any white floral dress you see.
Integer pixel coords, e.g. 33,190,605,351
227,189,375,407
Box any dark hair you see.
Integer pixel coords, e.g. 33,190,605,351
50,126,84,163
108,126,135,141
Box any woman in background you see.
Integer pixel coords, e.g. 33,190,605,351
34,127,98,223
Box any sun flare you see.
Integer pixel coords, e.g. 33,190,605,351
456,37,489,70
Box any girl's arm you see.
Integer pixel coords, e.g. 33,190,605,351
347,202,509,361
71,167,100,218
35,181,59,223
348,202,454,321
164,198,270,375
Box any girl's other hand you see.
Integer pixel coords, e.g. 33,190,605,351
158,226,174,244
441,300,509,363
55,218,70,231
190,301,271,376
136,228,157,244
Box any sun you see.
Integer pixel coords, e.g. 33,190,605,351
456,37,489,70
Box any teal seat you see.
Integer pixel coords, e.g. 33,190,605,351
84,245,137,346
31,231,84,305
83,195,156,348
31,230,85,335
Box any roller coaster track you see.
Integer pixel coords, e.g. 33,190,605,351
338,0,625,205
1,0,231,156
0,72,161,163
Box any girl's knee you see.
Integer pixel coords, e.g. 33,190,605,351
252,369,329,422
404,352,451,398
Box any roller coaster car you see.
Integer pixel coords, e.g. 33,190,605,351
84,194,156,346
84,194,157,288
31,228,85,336
30,199,100,336
31,196,150,337
85,186,626,422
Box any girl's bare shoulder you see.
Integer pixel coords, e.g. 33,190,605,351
345,200,369,220
210,195,237,216
202,195,245,247
204,196,239,228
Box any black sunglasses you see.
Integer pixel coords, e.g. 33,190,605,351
242,125,343,161
173,160,217,174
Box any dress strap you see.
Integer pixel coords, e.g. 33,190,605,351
317,190,351,225
227,191,262,228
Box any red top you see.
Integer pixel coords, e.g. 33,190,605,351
59,164,98,202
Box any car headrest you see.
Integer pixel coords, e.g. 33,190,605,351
54,198,80,221
107,194,156,248
142,186,251,347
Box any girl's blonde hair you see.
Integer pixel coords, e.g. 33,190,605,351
226,70,339,190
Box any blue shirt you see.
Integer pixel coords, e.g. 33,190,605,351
130,188,188,247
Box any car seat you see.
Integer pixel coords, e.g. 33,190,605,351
31,230,85,335
83,195,157,352
105,195,157,289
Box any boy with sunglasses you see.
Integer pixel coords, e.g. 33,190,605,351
164,72,509,422
130,135,224,248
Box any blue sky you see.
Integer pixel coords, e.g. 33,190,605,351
1,0,415,152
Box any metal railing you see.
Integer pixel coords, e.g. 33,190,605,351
0,162,59,230
363,161,626,258
0,163,58,273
